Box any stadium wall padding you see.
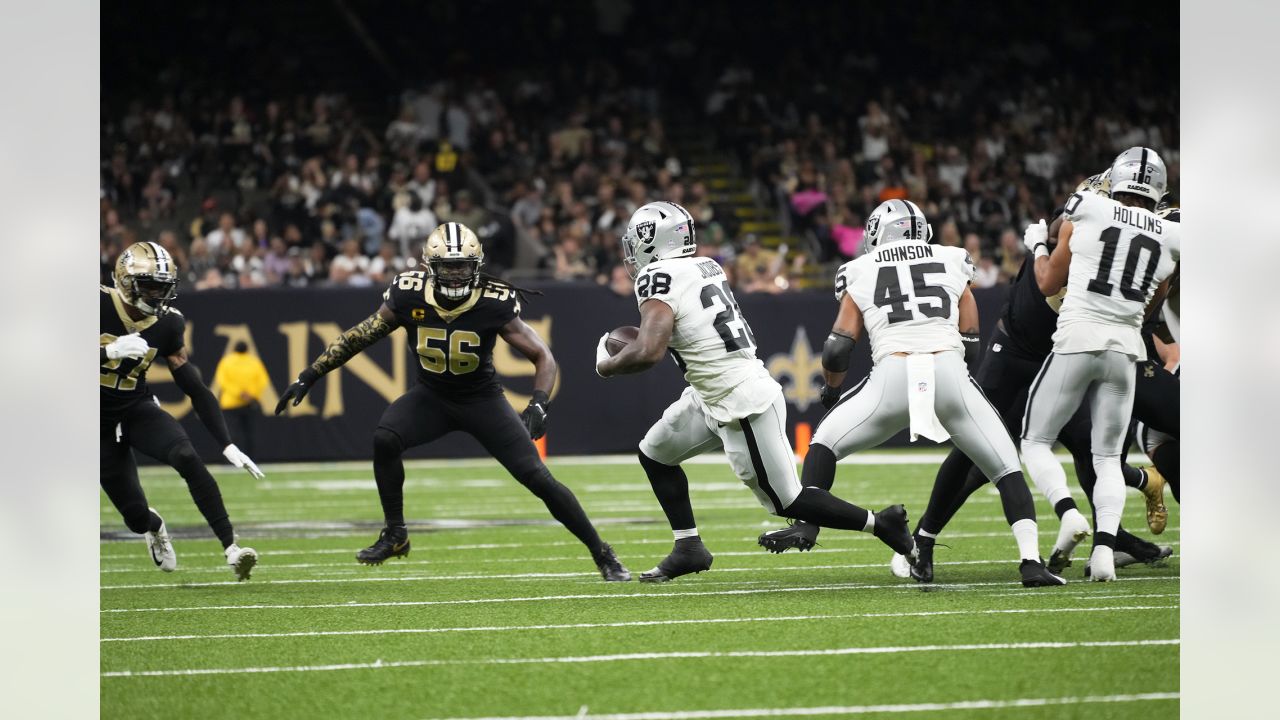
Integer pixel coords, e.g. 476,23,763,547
144,282,1009,464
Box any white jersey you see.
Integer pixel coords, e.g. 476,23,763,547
635,257,778,423
836,240,975,363
1055,191,1181,360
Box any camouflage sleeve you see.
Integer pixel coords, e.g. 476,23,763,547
308,312,396,377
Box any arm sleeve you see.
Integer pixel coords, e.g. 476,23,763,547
172,361,233,449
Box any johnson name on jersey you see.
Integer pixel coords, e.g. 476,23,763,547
383,271,520,396
634,257,777,422
100,286,186,417
836,240,975,362
1054,191,1180,359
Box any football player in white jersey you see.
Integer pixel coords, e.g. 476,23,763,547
760,200,1064,587
1020,147,1181,581
595,201,916,581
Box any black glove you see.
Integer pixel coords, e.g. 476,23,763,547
275,368,319,415
521,390,550,440
819,384,842,410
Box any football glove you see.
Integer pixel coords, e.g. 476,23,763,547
820,384,842,410
521,390,550,440
105,333,150,361
223,444,265,479
274,369,319,415
594,333,611,378
1023,219,1049,257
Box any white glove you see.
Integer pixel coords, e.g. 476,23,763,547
595,334,611,378
1023,219,1049,256
105,333,150,361
223,444,264,479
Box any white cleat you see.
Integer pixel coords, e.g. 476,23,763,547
225,543,259,581
1089,546,1116,582
889,552,912,578
143,508,177,572
1046,509,1091,574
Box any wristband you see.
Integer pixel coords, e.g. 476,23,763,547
1033,243,1049,258
530,389,550,410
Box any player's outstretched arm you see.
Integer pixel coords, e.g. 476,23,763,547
275,304,399,414
820,294,864,402
167,348,264,478
597,299,674,378
499,317,557,439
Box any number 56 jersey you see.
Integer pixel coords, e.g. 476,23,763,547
634,257,778,423
1055,191,1180,360
836,240,975,363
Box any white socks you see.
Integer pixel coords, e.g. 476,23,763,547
1091,455,1125,537
1010,519,1040,561
863,512,875,533
673,528,700,540
1021,439,1072,507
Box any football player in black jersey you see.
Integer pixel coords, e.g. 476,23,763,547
101,242,262,580
275,222,630,581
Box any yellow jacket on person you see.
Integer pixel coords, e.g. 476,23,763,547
214,352,270,410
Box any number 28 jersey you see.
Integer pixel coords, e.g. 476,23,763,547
836,241,974,363
1055,191,1180,360
635,257,777,423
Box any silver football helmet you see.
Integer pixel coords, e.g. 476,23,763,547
865,199,932,248
621,201,696,277
1108,147,1167,204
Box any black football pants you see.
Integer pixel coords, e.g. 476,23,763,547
100,400,236,548
373,383,604,555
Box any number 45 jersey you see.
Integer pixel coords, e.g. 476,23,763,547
836,241,975,363
1056,191,1180,360
634,257,778,423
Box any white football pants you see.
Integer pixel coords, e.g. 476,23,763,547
640,386,801,514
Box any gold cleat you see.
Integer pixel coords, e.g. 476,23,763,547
1141,466,1168,535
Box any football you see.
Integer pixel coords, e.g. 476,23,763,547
605,325,640,356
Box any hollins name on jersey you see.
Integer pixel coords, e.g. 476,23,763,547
1112,206,1163,234
876,244,935,263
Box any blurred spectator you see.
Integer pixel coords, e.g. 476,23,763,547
205,213,247,255
388,193,437,258
734,235,784,294
369,241,413,285
263,237,291,284
213,340,269,457
329,238,372,286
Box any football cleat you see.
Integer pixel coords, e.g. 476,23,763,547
872,505,916,557
143,508,177,572
1047,511,1091,574
1088,546,1116,582
1020,558,1067,587
1141,467,1168,535
889,552,912,578
758,520,820,554
356,527,411,565
593,543,632,582
225,543,258,581
1090,544,1173,574
909,534,935,584
638,537,713,582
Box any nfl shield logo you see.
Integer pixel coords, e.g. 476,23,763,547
917,382,928,392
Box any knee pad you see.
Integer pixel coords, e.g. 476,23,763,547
166,442,201,472
372,427,404,459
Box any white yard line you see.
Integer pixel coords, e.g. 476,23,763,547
412,692,1178,720
101,605,1176,643
101,575,1178,614
103,557,1170,590
101,639,1177,678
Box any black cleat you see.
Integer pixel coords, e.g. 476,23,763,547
873,505,916,557
1046,548,1073,575
1021,558,1067,587
593,543,632,582
910,534,935,584
758,521,820,553
638,537,713,582
356,527,410,565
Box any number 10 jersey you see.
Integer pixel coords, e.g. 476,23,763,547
1055,191,1180,360
836,241,975,363
634,257,777,423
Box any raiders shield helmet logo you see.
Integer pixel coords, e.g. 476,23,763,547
636,221,656,243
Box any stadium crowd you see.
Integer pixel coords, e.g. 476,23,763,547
100,3,1177,295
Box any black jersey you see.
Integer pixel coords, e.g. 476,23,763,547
100,286,185,418
999,255,1063,360
382,271,521,397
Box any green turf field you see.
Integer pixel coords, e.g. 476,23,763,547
100,454,1178,719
